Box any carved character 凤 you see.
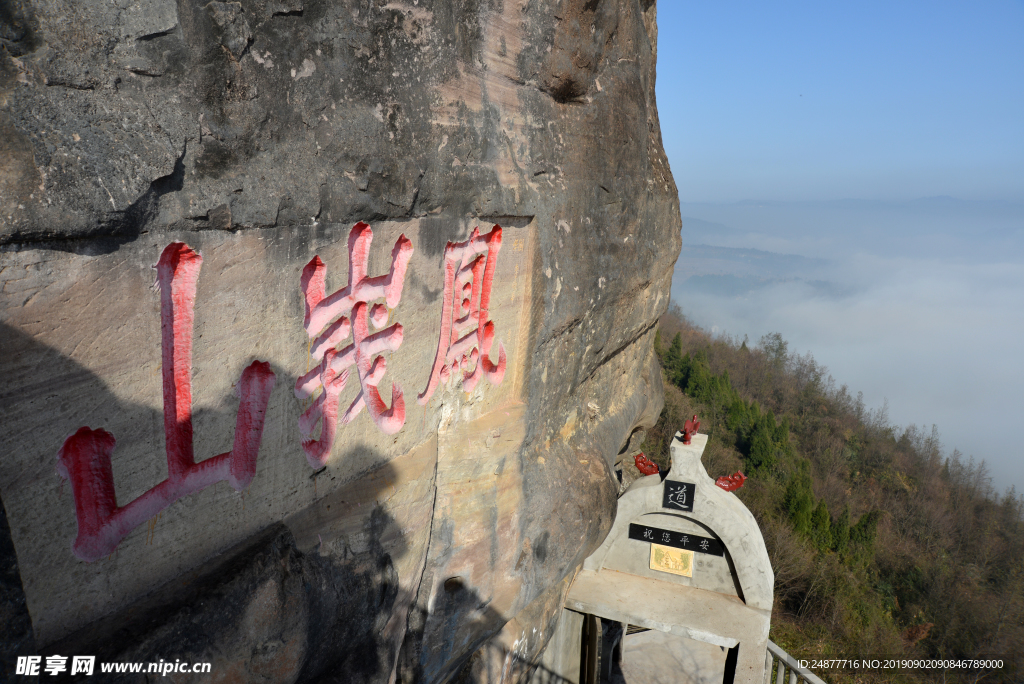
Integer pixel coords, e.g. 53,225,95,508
418,224,506,403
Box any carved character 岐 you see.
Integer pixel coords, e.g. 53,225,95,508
295,223,414,467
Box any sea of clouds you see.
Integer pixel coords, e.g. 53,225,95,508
671,198,1024,493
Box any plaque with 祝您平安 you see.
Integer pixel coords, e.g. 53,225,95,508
628,523,725,556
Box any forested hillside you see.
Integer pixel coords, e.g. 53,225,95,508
645,306,1023,683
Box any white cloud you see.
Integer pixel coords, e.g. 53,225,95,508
672,201,1024,493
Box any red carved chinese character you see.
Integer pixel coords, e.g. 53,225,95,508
418,224,506,404
56,243,277,563
295,223,414,467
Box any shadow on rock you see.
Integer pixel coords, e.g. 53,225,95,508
48,470,408,684
0,321,421,683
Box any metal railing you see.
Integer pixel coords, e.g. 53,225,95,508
764,640,827,684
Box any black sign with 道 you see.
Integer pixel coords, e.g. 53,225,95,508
628,523,725,557
662,480,695,512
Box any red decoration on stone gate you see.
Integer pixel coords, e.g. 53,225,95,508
682,415,701,445
634,452,660,476
295,223,414,467
716,471,747,492
418,224,506,404
56,243,277,563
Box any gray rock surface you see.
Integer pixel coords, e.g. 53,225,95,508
619,630,729,684
0,0,680,681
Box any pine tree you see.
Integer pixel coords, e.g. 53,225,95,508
811,500,832,551
848,510,883,565
748,423,777,473
832,505,850,555
785,463,815,536
666,332,683,371
684,350,714,402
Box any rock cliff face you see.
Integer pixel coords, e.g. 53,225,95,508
0,0,680,681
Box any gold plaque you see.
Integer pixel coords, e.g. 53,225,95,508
650,544,693,577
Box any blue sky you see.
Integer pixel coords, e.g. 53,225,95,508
654,3,1024,493
655,2,1024,202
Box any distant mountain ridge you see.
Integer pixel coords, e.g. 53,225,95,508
680,198,1024,263
675,243,830,278
673,243,846,299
